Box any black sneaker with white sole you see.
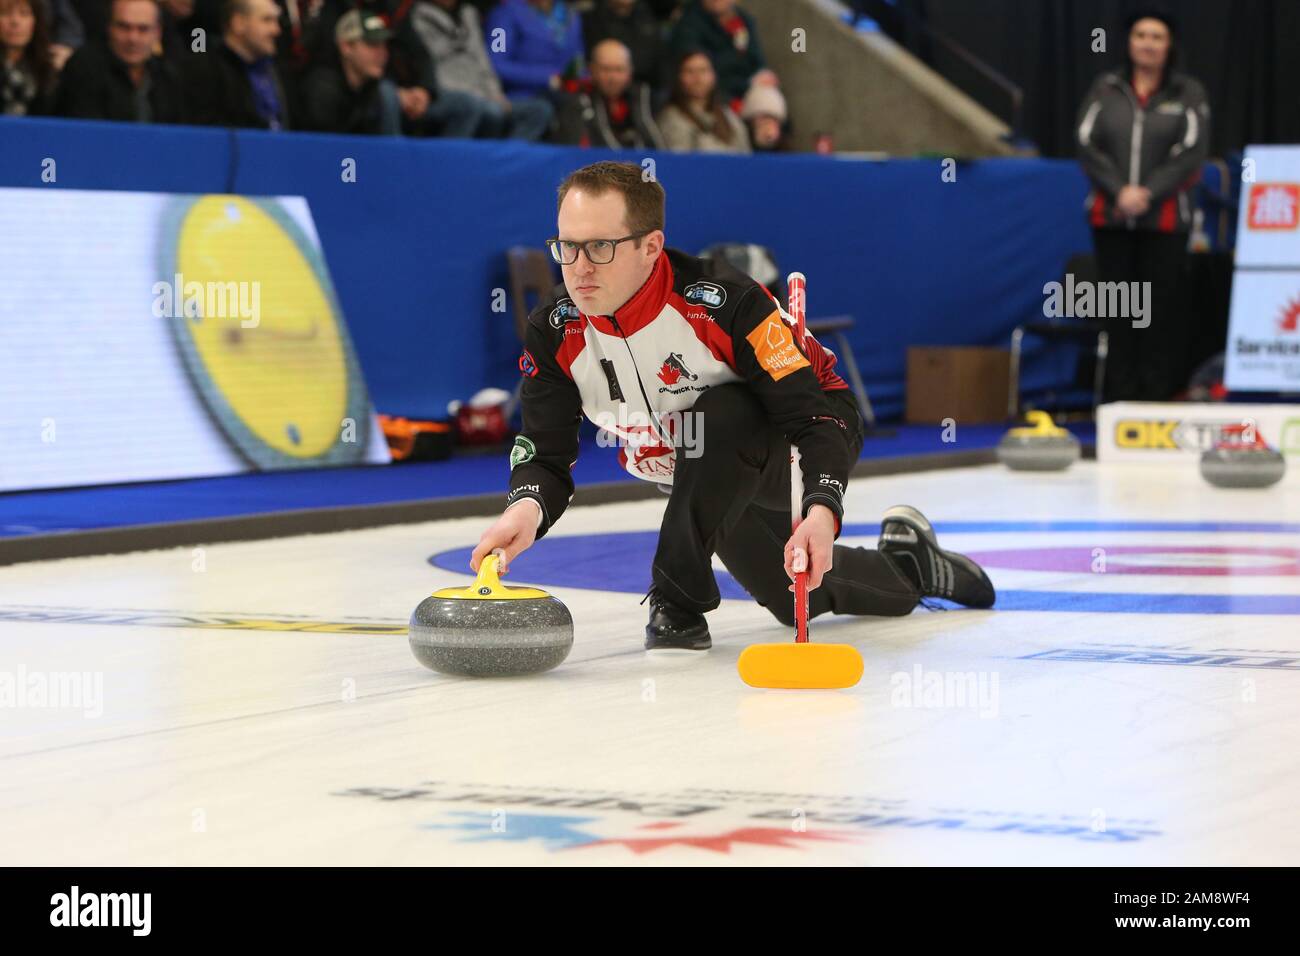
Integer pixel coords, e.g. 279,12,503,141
878,505,996,609
640,586,712,650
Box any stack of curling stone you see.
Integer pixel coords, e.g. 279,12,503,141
1200,425,1286,489
409,552,573,677
997,411,1081,472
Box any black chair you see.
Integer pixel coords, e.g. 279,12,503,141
503,246,559,417
1008,253,1109,419
700,242,881,432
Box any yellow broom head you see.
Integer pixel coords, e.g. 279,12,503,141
737,642,864,689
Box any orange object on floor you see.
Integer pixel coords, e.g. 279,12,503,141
378,415,453,462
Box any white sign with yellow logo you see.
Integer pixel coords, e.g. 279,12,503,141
1097,402,1300,463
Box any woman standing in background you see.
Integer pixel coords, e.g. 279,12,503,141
1076,9,1210,401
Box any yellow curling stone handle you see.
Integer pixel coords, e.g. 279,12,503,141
432,551,550,600
1007,410,1069,439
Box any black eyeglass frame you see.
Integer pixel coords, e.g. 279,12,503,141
545,232,651,265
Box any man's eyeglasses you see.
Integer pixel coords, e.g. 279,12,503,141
546,233,649,265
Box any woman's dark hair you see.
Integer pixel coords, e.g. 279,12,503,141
1121,8,1180,79
2,0,55,98
668,49,737,145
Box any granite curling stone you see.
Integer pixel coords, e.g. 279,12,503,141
1200,426,1286,489
997,410,1080,472
410,552,573,677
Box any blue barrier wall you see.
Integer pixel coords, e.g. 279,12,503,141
0,117,1091,420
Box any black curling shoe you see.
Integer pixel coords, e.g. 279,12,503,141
878,505,996,609
641,586,712,651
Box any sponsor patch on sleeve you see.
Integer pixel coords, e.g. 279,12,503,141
518,349,539,378
745,311,811,382
509,436,536,470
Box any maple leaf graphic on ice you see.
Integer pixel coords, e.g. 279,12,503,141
572,821,863,855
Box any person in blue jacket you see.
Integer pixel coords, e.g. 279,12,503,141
485,0,584,99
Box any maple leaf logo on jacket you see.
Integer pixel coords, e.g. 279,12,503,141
657,353,698,386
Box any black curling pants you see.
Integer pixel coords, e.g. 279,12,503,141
650,383,920,624
1093,227,1190,402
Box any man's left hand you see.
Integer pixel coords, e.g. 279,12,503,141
784,504,836,592
398,87,431,120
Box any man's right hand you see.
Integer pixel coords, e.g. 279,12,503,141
470,501,540,574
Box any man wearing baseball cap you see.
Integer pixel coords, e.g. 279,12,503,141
299,8,400,133
304,0,483,137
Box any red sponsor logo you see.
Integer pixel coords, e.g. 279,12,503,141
1247,184,1299,230
1278,295,1300,334
657,353,698,386
616,425,676,478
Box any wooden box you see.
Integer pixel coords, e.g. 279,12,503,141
905,347,1011,424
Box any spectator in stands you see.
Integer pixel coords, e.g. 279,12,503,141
298,7,397,133
669,0,776,107
160,0,219,60
2,0,56,114
71,0,219,62
646,0,682,18
739,75,783,151
55,0,186,122
313,1,434,110
1076,9,1209,401
68,0,109,45
411,0,552,140
582,0,665,96
37,0,82,68
485,0,583,100
555,37,662,149
277,0,323,71
656,49,747,153
184,0,290,128
314,0,481,136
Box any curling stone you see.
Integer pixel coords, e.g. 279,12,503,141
409,553,573,677
997,410,1080,472
1200,426,1286,489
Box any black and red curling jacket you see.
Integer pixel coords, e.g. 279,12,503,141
507,247,853,541
1076,68,1210,233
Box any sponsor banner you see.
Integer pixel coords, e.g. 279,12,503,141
1224,270,1300,389
0,187,389,492
1235,146,1300,268
1226,146,1300,390
1097,402,1300,463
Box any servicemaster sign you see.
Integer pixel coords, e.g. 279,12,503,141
0,188,390,492
1226,145,1300,390
1224,271,1300,389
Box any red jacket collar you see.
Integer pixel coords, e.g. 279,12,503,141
581,251,673,337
